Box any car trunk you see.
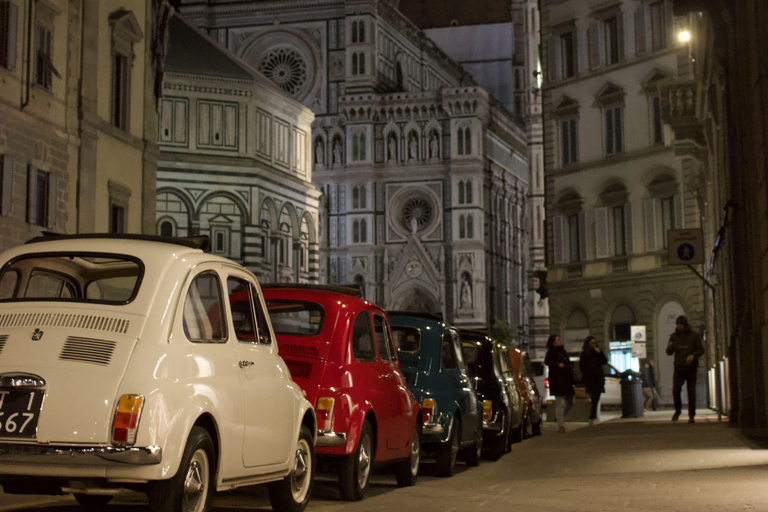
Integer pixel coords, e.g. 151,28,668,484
0,307,141,445
276,336,330,406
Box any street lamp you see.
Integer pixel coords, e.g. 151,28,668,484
678,30,691,43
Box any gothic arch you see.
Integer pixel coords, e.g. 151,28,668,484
195,190,249,221
393,284,439,314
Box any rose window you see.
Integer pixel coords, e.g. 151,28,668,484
259,47,308,96
401,197,434,232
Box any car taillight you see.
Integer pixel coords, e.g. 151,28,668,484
545,378,550,389
422,398,435,423
316,397,335,433
112,395,143,446
483,400,493,421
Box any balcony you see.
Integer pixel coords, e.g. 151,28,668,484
611,258,628,273
657,80,706,149
566,265,583,279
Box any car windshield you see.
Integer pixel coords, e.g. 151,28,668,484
0,253,143,305
265,300,324,337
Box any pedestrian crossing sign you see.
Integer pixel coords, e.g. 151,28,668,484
668,229,705,265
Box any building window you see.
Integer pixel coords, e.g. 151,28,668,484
35,25,53,88
568,213,580,262
650,1,666,51
465,180,472,203
159,220,174,237
605,106,624,155
352,53,358,75
560,31,575,78
351,20,358,43
211,228,229,255
467,215,474,238
464,128,471,155
352,132,366,161
459,215,466,238
107,180,131,234
0,1,19,71
110,203,126,233
613,205,626,256
660,196,674,248
457,127,464,155
358,20,365,42
353,219,367,243
359,52,365,75
27,168,50,227
604,17,620,66
458,181,465,204
111,53,129,129
352,185,366,209
652,96,664,145
561,117,579,165
0,154,12,217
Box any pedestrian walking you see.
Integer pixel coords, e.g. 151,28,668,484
545,334,575,433
666,315,705,423
579,336,608,426
639,358,658,411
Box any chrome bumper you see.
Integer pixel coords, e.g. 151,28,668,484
0,444,162,466
315,432,347,447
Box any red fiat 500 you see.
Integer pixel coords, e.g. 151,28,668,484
261,285,421,501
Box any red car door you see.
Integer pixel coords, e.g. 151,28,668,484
373,313,412,453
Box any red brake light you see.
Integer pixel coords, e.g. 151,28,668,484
112,395,143,446
544,378,550,389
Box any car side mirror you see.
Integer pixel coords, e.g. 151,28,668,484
259,333,271,344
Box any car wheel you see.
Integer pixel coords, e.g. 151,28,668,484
269,425,315,512
74,494,113,507
435,420,459,477
489,422,508,461
339,420,373,501
531,418,543,437
463,428,482,467
394,422,420,487
510,417,523,444
148,426,215,512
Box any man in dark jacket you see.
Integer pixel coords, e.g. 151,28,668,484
545,334,575,433
666,315,705,423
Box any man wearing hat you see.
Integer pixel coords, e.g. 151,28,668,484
666,315,705,423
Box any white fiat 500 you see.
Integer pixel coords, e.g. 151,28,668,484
0,234,316,512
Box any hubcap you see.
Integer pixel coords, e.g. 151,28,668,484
183,450,209,512
409,429,420,476
357,434,372,489
290,439,312,503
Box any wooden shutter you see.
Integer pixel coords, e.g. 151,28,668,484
578,211,587,261
1,155,12,216
624,203,634,254
588,23,600,70
617,11,626,61
27,164,37,224
47,172,57,230
674,193,684,228
585,208,595,260
553,215,565,264
6,1,18,70
595,207,610,259
644,198,659,252
547,36,558,82
635,3,647,55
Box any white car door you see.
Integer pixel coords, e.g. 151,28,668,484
224,272,296,468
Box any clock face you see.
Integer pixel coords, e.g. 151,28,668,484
406,261,423,278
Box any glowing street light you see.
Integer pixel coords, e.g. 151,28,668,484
678,30,692,43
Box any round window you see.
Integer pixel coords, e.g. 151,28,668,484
259,47,308,96
401,196,434,232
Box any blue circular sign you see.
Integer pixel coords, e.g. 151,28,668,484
677,243,695,261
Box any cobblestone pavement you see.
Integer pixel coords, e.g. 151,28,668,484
2,409,766,511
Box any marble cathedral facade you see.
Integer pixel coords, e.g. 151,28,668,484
179,0,529,329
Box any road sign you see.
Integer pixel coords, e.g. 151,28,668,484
631,325,646,342
668,229,705,265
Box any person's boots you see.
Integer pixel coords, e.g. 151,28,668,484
672,412,680,422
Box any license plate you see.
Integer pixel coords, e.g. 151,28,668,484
0,389,44,439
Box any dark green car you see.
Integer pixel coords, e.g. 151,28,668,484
387,312,482,477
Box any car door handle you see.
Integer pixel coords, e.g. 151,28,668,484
239,361,254,368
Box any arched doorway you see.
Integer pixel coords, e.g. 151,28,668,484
656,301,686,405
400,288,438,314
563,308,589,353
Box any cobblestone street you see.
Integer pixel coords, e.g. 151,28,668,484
3,410,766,512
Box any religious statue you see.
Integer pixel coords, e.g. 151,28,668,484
388,135,397,162
333,139,342,165
315,140,324,166
460,275,473,310
429,132,439,158
409,134,418,160
410,216,418,234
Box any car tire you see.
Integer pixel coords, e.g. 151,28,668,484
394,422,420,487
74,494,113,507
269,425,315,512
339,420,374,501
510,418,523,444
488,423,508,461
531,418,543,437
435,420,459,477
148,426,215,512
463,429,482,467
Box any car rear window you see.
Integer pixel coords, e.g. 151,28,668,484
0,253,143,305
265,300,324,337
392,325,420,352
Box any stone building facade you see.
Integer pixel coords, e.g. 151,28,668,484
0,0,170,251
541,0,707,404
179,0,530,329
155,16,320,284
669,0,768,438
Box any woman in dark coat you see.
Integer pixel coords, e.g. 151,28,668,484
579,336,608,425
545,334,575,433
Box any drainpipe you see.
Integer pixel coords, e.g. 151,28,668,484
20,0,32,109
75,0,85,233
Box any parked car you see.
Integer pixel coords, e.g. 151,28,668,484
262,285,421,501
459,331,523,460
0,234,316,512
503,348,543,437
534,356,622,406
388,312,482,477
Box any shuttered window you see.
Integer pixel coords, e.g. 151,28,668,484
650,1,667,52
0,1,19,70
560,32,575,78
605,106,624,155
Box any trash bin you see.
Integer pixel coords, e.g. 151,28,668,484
620,371,644,418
